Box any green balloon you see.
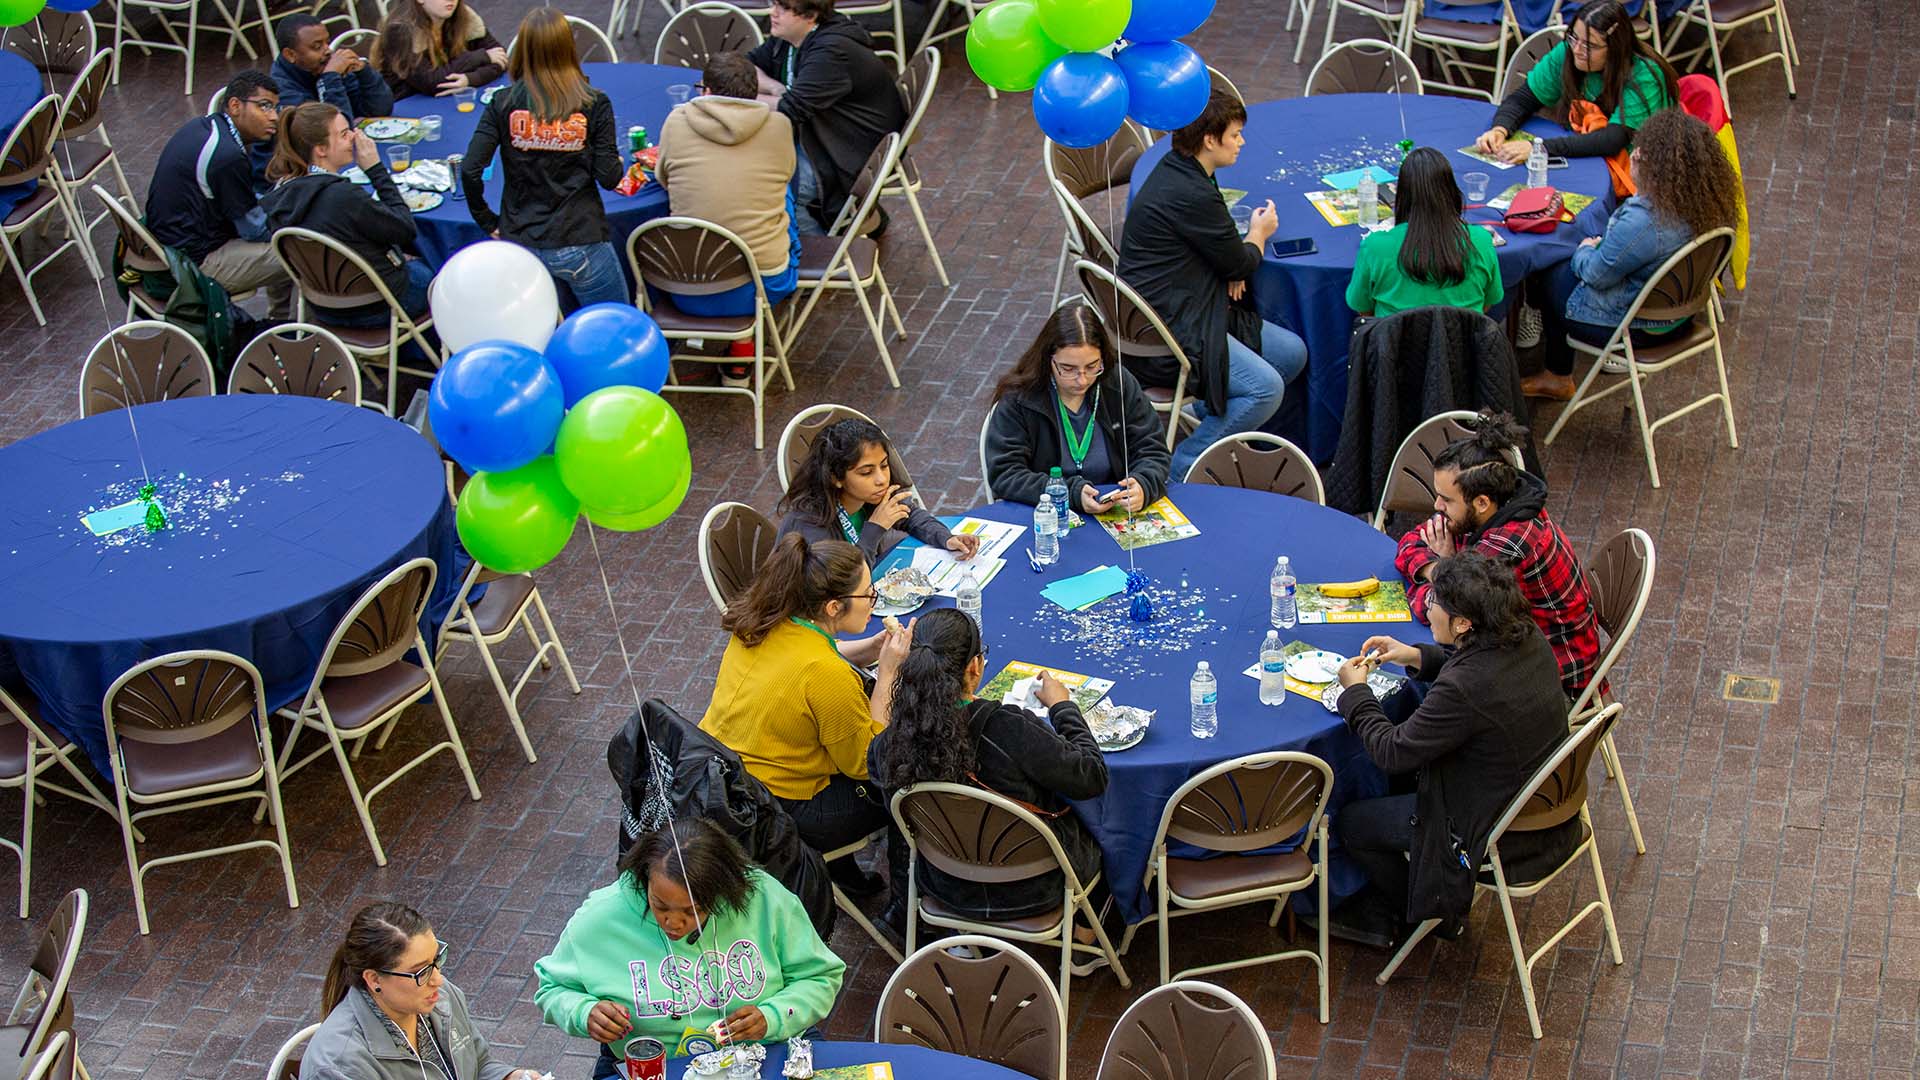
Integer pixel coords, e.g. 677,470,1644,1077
455,457,579,574
0,0,46,28
553,386,690,515
584,458,692,532
966,0,1067,93
1036,0,1131,53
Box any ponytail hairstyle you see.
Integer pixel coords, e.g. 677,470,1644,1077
776,418,891,529
1428,551,1536,649
321,901,430,1015
1431,410,1528,506
1392,147,1470,288
881,608,982,787
720,534,867,645
265,101,340,185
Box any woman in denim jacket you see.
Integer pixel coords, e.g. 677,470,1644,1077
1523,109,1742,399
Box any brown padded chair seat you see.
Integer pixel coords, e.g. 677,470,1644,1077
1350,0,1407,12
1614,320,1716,363
0,722,30,780
318,662,431,735
1415,16,1505,42
1702,0,1774,20
3,186,57,228
919,893,1066,936
1164,850,1313,901
645,294,754,335
467,575,535,637
119,720,262,796
312,320,394,349
1140,384,1176,404
796,235,878,282
52,140,111,180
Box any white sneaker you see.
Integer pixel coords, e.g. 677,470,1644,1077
718,364,752,389
1598,354,1631,375
1517,304,1543,349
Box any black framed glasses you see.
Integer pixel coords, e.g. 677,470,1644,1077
842,589,880,605
1565,30,1607,54
694,82,708,93
376,941,448,985
1052,359,1104,382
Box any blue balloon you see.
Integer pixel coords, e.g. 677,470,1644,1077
1123,0,1214,43
44,0,98,11
1114,41,1211,132
428,341,567,474
543,302,670,405
1032,53,1130,150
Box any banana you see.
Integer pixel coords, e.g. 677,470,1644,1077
1319,576,1381,598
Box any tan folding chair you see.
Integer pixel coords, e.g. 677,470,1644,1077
272,226,443,416
77,320,215,417
1305,37,1423,96
1313,0,1418,63
1370,409,1522,530
1500,25,1562,100
232,0,361,63
1182,433,1325,504
1669,0,1795,116
91,183,172,322
1129,753,1333,1020
877,47,950,287
697,501,778,613
824,831,903,964
627,216,793,450
786,133,910,390
270,558,482,866
1541,228,1737,488
1,95,98,325
102,651,299,935
0,687,120,918
22,1030,71,1080
511,15,619,63
875,934,1062,1080
1075,260,1191,452
890,782,1131,1022
916,0,985,59
1568,527,1655,855
228,322,363,407
4,890,88,1078
112,0,255,95
4,9,97,83
776,404,918,499
1407,0,1522,101
50,51,135,257
1095,980,1276,1080
1377,704,1626,1039
1042,121,1149,307
265,1024,322,1080
650,2,763,64
329,28,379,54
436,560,582,765
976,404,996,502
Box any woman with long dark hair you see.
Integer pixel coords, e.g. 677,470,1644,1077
374,0,504,99
867,609,1108,928
1345,147,1504,318
1523,108,1742,399
299,903,539,1080
458,7,626,309
776,417,978,567
984,301,1172,502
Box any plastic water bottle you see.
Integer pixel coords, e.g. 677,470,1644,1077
1269,556,1297,630
1259,630,1286,706
956,569,982,631
1189,661,1218,738
1356,171,1378,230
1045,467,1070,539
1526,140,1548,189
1034,494,1059,564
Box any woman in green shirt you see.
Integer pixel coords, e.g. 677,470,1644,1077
1346,148,1504,319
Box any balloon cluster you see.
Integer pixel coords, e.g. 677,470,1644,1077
966,0,1220,148
426,242,686,574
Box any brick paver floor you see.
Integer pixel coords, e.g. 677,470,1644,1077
1,1,1915,1077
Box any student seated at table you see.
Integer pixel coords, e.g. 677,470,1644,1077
1345,148,1504,319
273,13,393,124
984,300,1171,510
748,0,905,236
535,818,846,1073
1473,0,1678,195
374,0,505,99
460,7,626,310
775,417,978,567
146,70,292,319
301,902,542,1080
1119,87,1310,482
1331,553,1583,944
262,102,434,325
867,609,1110,941
1520,108,1740,399
699,535,909,895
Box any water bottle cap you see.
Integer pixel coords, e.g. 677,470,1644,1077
1038,493,1051,505
1197,661,1210,671
1049,467,1062,477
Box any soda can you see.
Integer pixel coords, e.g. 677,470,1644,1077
624,1037,666,1080
447,154,464,199
628,125,646,153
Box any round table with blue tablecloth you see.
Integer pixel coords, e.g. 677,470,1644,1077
386,62,688,268
0,396,460,775
666,1041,1034,1080
0,50,47,220
1130,93,1611,463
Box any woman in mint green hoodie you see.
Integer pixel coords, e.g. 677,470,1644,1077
535,819,847,1073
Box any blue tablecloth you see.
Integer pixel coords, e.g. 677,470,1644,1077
0,396,459,774
666,1041,1030,1080
0,51,44,220
868,483,1432,924
1131,94,1611,463
388,62,685,268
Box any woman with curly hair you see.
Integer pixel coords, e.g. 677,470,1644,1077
1523,107,1742,399
374,0,505,99
866,609,1108,931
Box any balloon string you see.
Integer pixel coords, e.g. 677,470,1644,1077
1102,135,1135,574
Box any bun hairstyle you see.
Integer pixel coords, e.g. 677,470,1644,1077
321,902,430,1014
721,534,866,645
1429,551,1537,649
777,418,891,529
265,101,340,184
618,817,756,918
880,608,982,787
1431,410,1528,505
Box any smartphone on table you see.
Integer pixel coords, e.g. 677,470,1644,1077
1269,236,1317,258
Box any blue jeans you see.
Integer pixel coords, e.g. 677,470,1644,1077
1170,319,1309,480
1540,258,1688,375
535,241,629,310
792,146,827,237
324,257,433,328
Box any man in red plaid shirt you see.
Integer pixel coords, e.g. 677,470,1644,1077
1393,415,1604,699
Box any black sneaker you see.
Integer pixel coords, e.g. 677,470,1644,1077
719,364,752,389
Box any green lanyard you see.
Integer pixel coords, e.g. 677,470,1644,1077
836,505,868,544
790,617,838,649
1055,386,1100,466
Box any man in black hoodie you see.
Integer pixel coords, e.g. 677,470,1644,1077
749,0,905,235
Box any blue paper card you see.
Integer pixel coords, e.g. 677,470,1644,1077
1321,165,1397,190
82,498,158,536
1040,565,1129,610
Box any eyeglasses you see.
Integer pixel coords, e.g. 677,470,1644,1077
244,98,281,114
376,942,449,986
1052,359,1104,382
1567,32,1607,54
693,82,708,93
842,589,880,605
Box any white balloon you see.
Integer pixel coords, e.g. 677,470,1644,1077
430,240,562,354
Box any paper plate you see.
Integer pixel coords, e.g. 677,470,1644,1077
403,190,445,213
1284,649,1345,684
361,118,416,140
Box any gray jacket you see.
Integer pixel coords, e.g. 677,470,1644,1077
300,982,515,1080
776,505,952,568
